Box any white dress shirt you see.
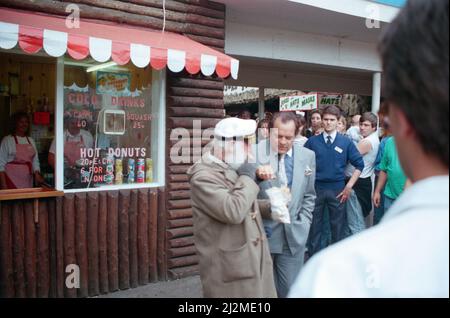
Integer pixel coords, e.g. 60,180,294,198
289,176,449,298
323,130,338,144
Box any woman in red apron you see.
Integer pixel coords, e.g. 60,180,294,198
65,134,85,166
0,113,44,189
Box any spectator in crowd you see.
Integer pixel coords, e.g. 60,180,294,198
373,137,407,211
294,114,308,146
346,116,363,145
373,104,392,225
305,110,323,138
350,114,361,127
290,0,449,297
337,116,348,135
304,105,364,256
237,110,252,120
264,112,274,121
346,112,380,235
257,119,270,142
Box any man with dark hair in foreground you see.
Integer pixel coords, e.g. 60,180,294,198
289,0,449,297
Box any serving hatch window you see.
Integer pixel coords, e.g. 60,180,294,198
0,51,56,190
56,57,163,190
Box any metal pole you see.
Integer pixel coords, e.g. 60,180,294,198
258,87,265,120
371,72,381,114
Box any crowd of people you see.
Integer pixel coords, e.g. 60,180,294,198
243,104,404,250
189,96,443,298
188,0,448,298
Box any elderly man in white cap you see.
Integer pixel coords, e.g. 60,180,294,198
187,117,277,298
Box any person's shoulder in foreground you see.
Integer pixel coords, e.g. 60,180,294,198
289,176,449,298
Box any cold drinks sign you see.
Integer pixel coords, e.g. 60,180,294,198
280,93,318,111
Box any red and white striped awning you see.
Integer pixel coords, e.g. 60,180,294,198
0,8,239,79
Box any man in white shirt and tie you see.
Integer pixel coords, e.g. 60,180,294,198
255,111,316,298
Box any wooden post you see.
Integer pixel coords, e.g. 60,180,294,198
11,203,25,297
37,200,50,298
48,200,57,298
98,192,109,294
87,192,100,296
63,194,77,298
137,189,149,285
148,189,158,282
118,190,130,290
107,191,119,292
55,197,64,298
33,199,39,223
24,201,37,298
128,190,139,288
75,194,88,297
157,188,167,281
0,203,14,297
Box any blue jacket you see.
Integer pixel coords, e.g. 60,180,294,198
305,132,364,190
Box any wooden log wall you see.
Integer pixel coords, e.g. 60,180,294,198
165,72,225,280
164,0,226,280
0,0,226,52
0,0,227,289
0,188,162,298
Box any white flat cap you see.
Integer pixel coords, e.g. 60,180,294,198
214,117,257,139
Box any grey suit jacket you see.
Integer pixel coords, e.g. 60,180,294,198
255,140,316,255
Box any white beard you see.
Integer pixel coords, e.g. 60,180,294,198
224,142,247,170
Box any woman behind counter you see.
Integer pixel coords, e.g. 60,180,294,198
0,112,44,189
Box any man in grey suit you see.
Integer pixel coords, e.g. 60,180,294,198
255,112,316,298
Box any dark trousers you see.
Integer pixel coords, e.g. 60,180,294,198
308,188,347,256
